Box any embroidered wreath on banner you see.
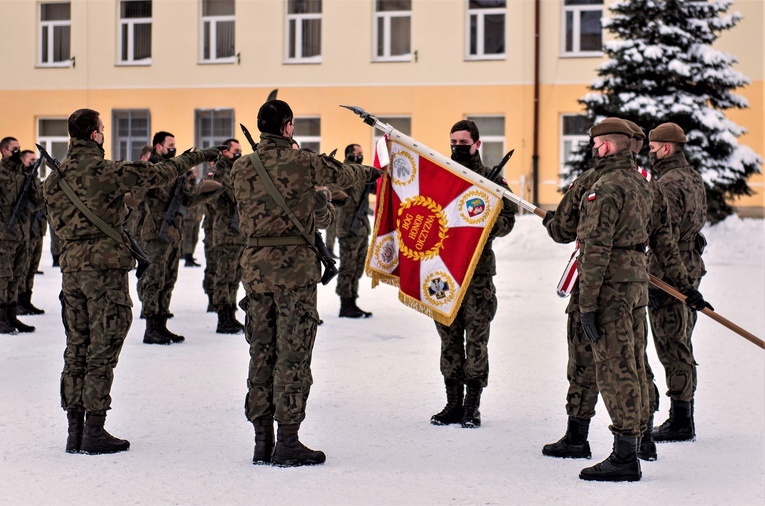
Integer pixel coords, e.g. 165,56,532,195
374,235,398,271
390,149,417,187
422,271,457,307
396,196,449,262
458,189,493,225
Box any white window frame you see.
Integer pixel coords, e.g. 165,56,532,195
194,108,235,148
39,2,72,68
465,1,506,61
118,1,152,66
466,115,505,169
373,2,412,62
561,1,603,57
37,118,69,179
293,117,321,153
559,114,591,179
285,3,322,64
200,1,236,64
112,109,151,161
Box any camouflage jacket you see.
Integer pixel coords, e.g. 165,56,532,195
648,152,707,280
462,153,517,276
0,156,44,242
44,139,211,272
212,155,245,246
335,177,374,240
576,150,652,313
137,152,218,243
232,132,378,292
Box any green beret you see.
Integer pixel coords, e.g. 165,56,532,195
589,118,634,138
622,119,646,140
649,122,687,143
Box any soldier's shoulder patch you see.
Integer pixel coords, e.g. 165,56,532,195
587,192,596,202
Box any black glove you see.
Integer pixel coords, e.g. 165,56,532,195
542,210,555,227
682,288,713,312
201,146,224,161
648,288,664,311
367,167,383,182
580,311,599,342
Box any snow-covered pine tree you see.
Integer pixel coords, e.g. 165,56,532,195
566,0,761,223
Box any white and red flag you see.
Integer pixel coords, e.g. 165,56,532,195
366,138,503,326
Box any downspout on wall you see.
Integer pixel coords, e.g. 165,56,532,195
532,0,540,206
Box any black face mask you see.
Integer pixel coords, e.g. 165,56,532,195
450,144,474,164
163,147,176,159
231,152,241,160
10,147,21,164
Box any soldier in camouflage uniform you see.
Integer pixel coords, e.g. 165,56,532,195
430,120,517,429
124,145,152,239
0,137,42,334
233,100,380,467
43,108,220,454
646,123,708,443
202,190,217,312
542,119,702,467
211,138,245,333
136,131,221,345
335,143,374,318
17,150,46,316
182,166,204,267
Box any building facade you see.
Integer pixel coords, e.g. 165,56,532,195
1,0,762,213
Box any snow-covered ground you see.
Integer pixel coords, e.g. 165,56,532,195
1,215,762,505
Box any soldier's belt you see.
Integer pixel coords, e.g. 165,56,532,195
247,235,314,247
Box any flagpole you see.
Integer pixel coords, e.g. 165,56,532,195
340,104,763,349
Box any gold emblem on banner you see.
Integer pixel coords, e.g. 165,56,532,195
422,271,457,307
397,196,449,261
458,190,492,225
390,149,417,187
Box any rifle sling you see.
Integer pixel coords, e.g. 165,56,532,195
57,178,126,247
248,152,315,248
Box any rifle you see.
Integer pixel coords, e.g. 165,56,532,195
158,174,188,244
350,182,375,237
36,143,152,279
240,122,339,285
7,155,43,236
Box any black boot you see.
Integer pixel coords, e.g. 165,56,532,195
184,254,201,267
339,297,372,318
580,434,641,482
461,380,482,428
0,304,18,334
157,315,185,343
652,399,695,442
206,294,216,313
8,303,35,333
271,424,326,467
80,413,130,455
66,410,85,454
253,418,275,465
638,415,658,461
216,305,243,334
430,379,464,425
143,316,171,345
52,254,60,267
542,417,592,459
17,292,45,316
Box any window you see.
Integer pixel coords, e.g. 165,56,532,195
467,116,505,169
374,0,411,61
37,119,69,178
293,117,321,153
562,0,602,56
201,0,235,63
195,109,235,148
466,0,505,60
286,0,322,63
39,2,71,67
373,116,411,147
112,110,151,161
119,1,152,64
560,114,593,177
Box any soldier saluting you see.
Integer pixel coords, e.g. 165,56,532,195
233,99,380,467
44,108,221,454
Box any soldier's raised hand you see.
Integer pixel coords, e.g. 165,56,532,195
201,146,224,161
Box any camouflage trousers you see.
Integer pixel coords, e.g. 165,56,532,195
137,239,180,317
183,216,201,257
335,235,368,299
647,283,699,404
243,284,320,425
0,240,29,304
213,243,244,307
60,269,133,414
23,234,43,293
434,276,497,388
202,225,216,297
